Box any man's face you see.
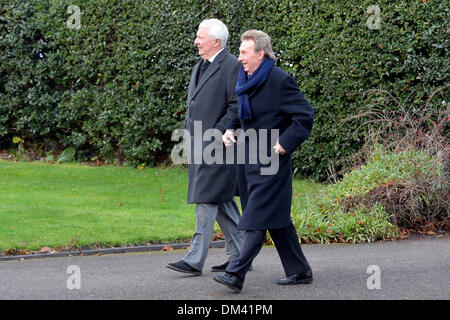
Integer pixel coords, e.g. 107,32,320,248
238,39,264,76
194,27,220,60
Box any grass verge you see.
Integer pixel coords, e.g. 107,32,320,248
0,160,324,253
0,160,196,252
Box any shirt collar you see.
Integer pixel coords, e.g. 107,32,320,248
208,48,224,63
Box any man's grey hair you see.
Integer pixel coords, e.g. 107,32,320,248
198,18,229,47
241,29,276,61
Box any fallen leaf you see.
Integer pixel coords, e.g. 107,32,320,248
40,247,52,253
425,231,436,235
162,245,173,251
212,232,224,241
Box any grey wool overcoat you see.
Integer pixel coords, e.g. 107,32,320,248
184,48,241,204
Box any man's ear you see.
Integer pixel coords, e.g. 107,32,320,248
259,50,265,60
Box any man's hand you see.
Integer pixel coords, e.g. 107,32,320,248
274,142,286,155
222,130,236,147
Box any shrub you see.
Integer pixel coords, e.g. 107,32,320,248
0,1,63,151
1,0,448,180
295,203,399,244
292,80,448,242
292,148,445,243
334,146,447,227
0,0,249,164
337,88,449,229
292,141,448,243
292,182,400,244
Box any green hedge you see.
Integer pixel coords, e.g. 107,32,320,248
1,0,448,179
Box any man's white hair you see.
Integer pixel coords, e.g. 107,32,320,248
198,18,229,47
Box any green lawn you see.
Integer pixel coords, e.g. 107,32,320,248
0,160,323,252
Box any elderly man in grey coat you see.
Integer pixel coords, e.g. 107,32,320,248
167,19,245,276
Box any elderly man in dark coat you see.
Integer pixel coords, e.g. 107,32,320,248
167,19,244,275
213,30,315,293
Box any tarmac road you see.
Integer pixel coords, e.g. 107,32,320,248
0,236,448,300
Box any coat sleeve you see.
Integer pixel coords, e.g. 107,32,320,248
278,75,315,154
214,61,240,133
226,114,241,130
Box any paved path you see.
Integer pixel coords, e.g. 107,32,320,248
0,236,448,300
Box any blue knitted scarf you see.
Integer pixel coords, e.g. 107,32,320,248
235,58,275,120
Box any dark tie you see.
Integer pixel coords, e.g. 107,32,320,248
197,59,211,85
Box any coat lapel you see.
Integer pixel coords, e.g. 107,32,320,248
191,48,228,100
191,63,219,99
188,61,201,101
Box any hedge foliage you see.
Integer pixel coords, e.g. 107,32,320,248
1,0,448,179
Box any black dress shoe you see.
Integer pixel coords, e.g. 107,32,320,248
211,261,229,272
167,260,202,276
277,270,313,285
211,261,253,272
213,273,243,293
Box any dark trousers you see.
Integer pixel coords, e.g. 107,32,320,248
225,222,311,281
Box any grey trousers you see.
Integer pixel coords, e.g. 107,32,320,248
183,200,244,271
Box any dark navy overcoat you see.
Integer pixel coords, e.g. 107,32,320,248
228,66,314,230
